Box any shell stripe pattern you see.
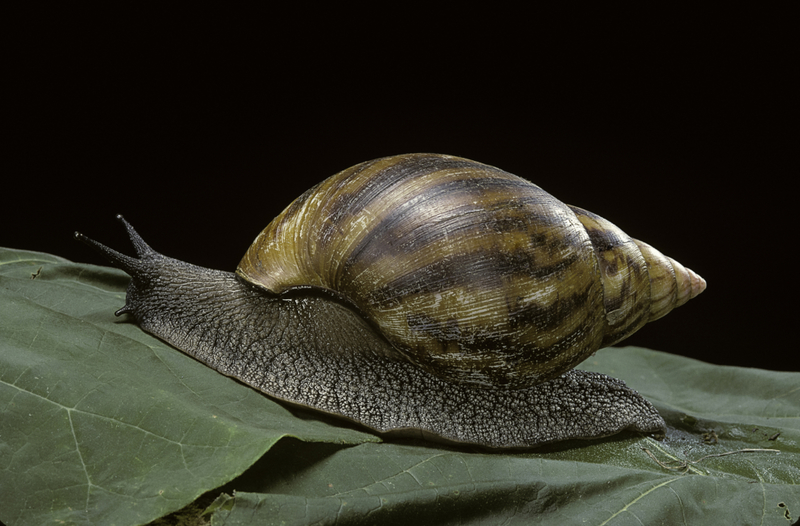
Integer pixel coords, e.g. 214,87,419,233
567,206,652,348
237,154,699,388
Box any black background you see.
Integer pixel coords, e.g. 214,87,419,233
5,7,793,372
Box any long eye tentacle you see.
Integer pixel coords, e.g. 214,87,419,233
74,214,165,316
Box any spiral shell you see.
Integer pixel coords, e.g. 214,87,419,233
236,153,705,388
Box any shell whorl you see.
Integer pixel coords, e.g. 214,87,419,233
569,206,706,348
237,153,705,388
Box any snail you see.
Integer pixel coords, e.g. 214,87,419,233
75,153,706,448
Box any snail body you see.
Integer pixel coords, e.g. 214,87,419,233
76,153,705,448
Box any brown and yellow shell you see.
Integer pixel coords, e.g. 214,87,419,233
236,153,705,388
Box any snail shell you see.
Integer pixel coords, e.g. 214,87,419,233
237,153,705,389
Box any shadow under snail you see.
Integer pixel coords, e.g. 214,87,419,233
75,153,706,448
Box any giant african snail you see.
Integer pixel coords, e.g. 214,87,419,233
75,153,705,448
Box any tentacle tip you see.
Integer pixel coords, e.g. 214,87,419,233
73,230,96,247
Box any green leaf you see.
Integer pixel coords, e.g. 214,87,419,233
1,247,798,526
210,437,798,526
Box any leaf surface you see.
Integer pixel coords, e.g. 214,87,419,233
1,248,797,526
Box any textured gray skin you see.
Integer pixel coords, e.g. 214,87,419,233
76,216,666,449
